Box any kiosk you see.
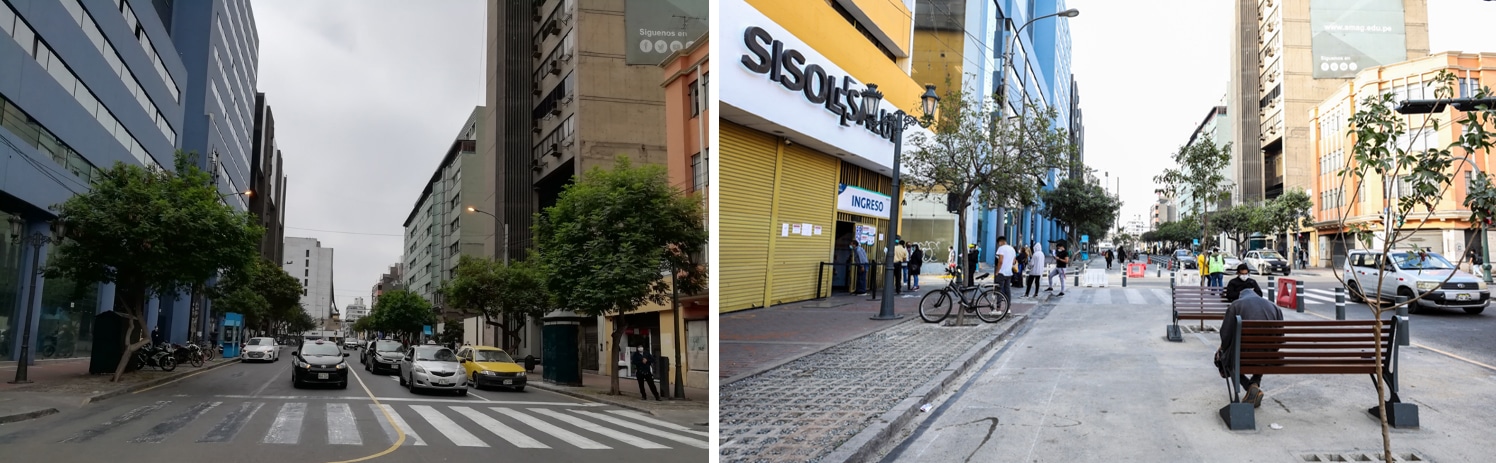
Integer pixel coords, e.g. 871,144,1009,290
221,313,243,358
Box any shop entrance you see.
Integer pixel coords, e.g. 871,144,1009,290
832,220,854,291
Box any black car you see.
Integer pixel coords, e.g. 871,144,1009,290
291,340,350,389
362,340,406,374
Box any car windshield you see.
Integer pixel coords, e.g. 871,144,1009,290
375,341,404,352
300,342,340,357
415,347,457,362
473,350,515,363
1256,251,1284,260
1392,252,1455,270
1175,250,1191,258
247,338,273,346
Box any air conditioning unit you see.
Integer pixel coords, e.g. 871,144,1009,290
549,60,561,74
560,53,573,63
532,87,543,96
548,143,559,156
549,105,562,116
532,46,542,59
531,160,544,172
560,95,573,105
532,126,542,135
558,13,572,25
562,137,574,147
545,19,559,36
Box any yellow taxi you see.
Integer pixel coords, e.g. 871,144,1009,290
455,345,528,391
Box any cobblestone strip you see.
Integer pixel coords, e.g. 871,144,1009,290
719,320,1002,463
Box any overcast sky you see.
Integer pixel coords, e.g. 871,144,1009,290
251,0,485,310
1069,0,1496,235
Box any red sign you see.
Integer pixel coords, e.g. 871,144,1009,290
1276,278,1297,309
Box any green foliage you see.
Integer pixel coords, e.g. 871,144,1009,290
285,307,316,335
1152,218,1202,248
1154,140,1233,245
1039,176,1121,243
212,258,304,336
444,255,553,349
1211,203,1268,255
367,289,435,341
533,156,707,395
438,318,465,346
351,316,374,335
46,151,262,381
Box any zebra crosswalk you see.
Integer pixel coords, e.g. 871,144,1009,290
1065,286,1353,307
24,399,708,450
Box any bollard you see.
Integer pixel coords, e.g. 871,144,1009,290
1267,276,1276,303
1394,296,1410,347
1170,272,1176,289
1123,272,1128,287
1296,283,1305,313
1335,286,1346,320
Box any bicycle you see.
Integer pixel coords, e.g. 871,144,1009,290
918,273,1011,323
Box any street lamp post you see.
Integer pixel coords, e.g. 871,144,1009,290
998,8,1078,260
465,207,507,265
8,216,65,384
861,83,941,321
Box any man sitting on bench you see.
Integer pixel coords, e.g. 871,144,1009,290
1218,281,1282,407
1223,263,1263,303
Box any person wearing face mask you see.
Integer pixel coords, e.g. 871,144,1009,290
1223,263,1263,302
631,346,662,401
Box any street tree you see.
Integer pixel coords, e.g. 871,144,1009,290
368,289,435,343
534,156,707,396
1039,176,1121,245
47,151,261,382
1154,140,1233,250
444,255,552,351
1211,203,1267,256
1263,189,1313,260
211,258,303,337
285,306,317,336
903,87,1071,293
1328,71,1496,459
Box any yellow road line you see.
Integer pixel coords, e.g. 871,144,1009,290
1300,310,1496,373
327,369,405,463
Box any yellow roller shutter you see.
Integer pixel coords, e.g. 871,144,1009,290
767,144,838,304
720,123,776,312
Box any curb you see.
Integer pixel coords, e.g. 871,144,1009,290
525,381,706,421
0,406,59,424
820,311,1030,463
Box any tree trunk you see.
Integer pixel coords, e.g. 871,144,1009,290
609,316,626,395
111,292,150,382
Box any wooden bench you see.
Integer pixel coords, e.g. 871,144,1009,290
1218,317,1416,430
1166,286,1230,342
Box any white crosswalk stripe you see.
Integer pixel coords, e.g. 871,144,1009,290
39,399,704,451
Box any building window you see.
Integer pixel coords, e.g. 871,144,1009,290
688,79,700,117
691,153,706,192
829,0,896,61
304,269,308,277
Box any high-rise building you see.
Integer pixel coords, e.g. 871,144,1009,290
166,0,257,212
402,107,484,309
284,237,335,324
1178,105,1233,216
248,92,286,264
1228,0,1428,202
0,0,189,360
371,263,404,309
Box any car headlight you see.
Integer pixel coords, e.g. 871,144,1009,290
481,370,497,376
335,362,346,369
413,365,427,374
1416,281,1440,291
516,371,526,378
297,361,311,369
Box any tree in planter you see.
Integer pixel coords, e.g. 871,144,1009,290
1263,189,1313,265
1154,140,1233,252
534,156,706,396
444,255,551,352
1211,203,1268,257
368,289,435,344
46,151,262,381
1040,176,1121,251
1327,71,1496,459
902,87,1070,313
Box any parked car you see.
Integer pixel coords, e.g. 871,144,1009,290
1174,249,1197,270
343,338,362,350
1244,249,1292,276
456,346,528,392
290,340,350,388
1220,253,1243,271
362,340,406,374
242,337,280,362
399,345,468,395
1342,250,1488,314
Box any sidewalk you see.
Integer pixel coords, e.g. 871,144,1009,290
0,355,240,424
878,285,1496,462
526,366,709,426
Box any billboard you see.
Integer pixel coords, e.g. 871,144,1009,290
625,0,708,65
1310,0,1407,79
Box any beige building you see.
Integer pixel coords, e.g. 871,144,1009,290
401,108,487,324
1228,0,1428,204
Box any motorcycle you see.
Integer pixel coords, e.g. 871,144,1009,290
171,343,205,368
128,343,177,372
40,330,75,358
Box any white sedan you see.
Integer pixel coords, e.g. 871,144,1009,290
242,337,280,362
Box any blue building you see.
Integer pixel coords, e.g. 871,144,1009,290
0,0,257,365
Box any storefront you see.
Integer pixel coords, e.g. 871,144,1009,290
719,0,926,312
1,210,101,363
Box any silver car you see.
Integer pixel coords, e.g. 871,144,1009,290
1343,250,1489,314
398,345,469,395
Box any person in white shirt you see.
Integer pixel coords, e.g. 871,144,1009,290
994,236,1016,302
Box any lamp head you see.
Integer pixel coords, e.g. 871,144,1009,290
1059,8,1079,17
7,215,21,241
49,219,66,244
243,189,253,197
466,206,477,213
860,84,884,119
919,84,940,119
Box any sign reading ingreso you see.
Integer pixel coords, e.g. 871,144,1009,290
838,184,891,219
1309,0,1407,79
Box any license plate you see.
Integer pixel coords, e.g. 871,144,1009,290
503,380,513,385
1458,293,1473,301
435,379,448,385
317,373,329,379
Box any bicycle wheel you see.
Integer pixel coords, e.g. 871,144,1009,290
918,290,953,323
973,289,1011,323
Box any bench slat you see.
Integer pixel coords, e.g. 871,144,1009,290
1240,358,1379,365
1238,343,1391,350
1241,365,1378,374
1240,335,1380,343
1241,351,1384,359
1241,327,1384,334
1242,320,1390,327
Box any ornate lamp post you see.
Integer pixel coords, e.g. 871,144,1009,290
8,216,65,384
861,83,941,320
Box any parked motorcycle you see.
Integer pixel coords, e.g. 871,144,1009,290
171,343,205,367
128,343,177,371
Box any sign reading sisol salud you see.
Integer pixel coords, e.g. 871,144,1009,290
739,26,903,143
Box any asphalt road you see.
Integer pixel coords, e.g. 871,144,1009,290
0,345,709,463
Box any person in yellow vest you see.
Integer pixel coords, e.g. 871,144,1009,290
1208,248,1227,287
1197,251,1209,286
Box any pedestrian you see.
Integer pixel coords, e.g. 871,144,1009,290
1223,263,1263,302
1208,248,1226,287
1217,280,1284,408
210,329,218,347
994,236,1016,302
850,242,869,294
946,246,957,277
1197,251,1209,286
1014,246,1029,289
1047,242,1069,296
966,244,980,287
894,240,909,293
151,327,164,346
903,241,915,287
1105,249,1114,270
1024,242,1045,298
630,346,662,401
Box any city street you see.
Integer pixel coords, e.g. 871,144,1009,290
0,345,708,463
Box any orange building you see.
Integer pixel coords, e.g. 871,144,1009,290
1309,51,1496,268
